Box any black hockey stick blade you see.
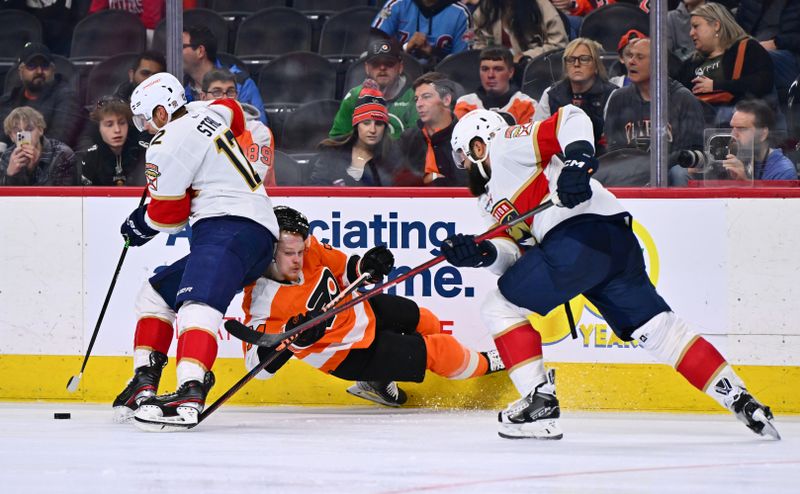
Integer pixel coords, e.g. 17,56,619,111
249,199,555,348
224,320,277,347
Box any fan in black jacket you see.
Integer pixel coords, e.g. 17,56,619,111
79,97,146,186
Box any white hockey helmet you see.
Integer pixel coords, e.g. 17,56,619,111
450,109,506,179
130,72,187,131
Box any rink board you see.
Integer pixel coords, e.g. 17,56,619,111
0,188,799,412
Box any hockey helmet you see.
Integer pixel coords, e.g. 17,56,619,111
450,109,507,179
130,72,187,132
274,206,309,239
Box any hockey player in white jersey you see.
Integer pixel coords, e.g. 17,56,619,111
441,107,780,440
114,72,279,430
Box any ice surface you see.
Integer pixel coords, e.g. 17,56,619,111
1,403,797,493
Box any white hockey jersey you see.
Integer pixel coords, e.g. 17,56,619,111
479,104,626,266
143,99,279,238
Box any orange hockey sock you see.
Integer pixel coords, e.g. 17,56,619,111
424,334,489,379
416,307,442,336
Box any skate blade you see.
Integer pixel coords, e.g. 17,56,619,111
498,420,563,440
133,406,198,432
752,409,782,440
346,384,402,407
112,406,135,424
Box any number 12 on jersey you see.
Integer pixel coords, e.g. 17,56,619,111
215,129,262,190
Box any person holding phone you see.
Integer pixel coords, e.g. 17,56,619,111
0,106,78,186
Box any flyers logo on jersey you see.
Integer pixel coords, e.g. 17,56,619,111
491,199,534,246
144,162,161,190
504,122,532,139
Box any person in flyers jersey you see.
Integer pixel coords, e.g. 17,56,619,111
239,206,506,407
113,72,279,430
440,107,780,440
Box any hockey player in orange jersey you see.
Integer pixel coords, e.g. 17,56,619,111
239,206,505,406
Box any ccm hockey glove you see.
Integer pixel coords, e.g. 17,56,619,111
441,234,497,268
284,310,326,349
120,204,158,247
347,245,395,284
556,142,598,209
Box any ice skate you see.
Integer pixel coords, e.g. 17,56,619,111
133,371,215,432
112,351,167,423
346,380,408,407
498,369,562,440
713,377,780,440
482,349,506,374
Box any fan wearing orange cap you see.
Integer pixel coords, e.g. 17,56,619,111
610,29,648,88
309,80,398,186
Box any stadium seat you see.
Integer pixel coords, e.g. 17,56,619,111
272,149,306,186
0,10,43,59
434,49,483,94
70,10,146,59
258,52,336,105
153,8,230,54
217,52,252,80
521,49,564,100
84,53,139,106
579,4,649,53
293,0,369,14
318,7,378,58
4,55,80,95
211,0,286,16
593,148,651,186
235,8,313,58
280,99,341,152
342,52,423,97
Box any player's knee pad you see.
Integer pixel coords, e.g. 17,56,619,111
134,281,176,324
176,302,223,338
481,288,535,337
631,311,697,366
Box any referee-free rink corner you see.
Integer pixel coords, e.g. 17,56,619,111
1,402,798,494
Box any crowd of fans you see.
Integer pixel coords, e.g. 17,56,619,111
0,0,798,187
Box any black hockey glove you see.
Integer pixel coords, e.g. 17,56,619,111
120,204,158,247
284,310,326,348
441,234,497,268
556,143,598,209
348,245,394,283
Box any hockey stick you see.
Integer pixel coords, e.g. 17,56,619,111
242,199,555,349
66,187,148,393
190,271,374,428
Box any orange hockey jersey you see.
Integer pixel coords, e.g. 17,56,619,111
241,236,376,373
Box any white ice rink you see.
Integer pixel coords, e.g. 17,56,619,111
1,403,797,493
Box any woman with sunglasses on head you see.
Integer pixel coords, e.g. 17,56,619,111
533,38,618,154
79,96,146,186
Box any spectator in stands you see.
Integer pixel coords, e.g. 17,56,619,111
372,0,472,68
0,106,78,186
678,3,776,125
330,38,418,140
114,50,167,102
310,81,399,187
0,43,82,149
182,25,267,124
736,0,800,96
14,0,84,56
472,0,568,66
722,99,798,181
199,69,276,187
398,73,463,186
454,47,536,125
534,37,617,153
610,29,647,88
667,0,707,64
79,96,146,186
604,39,704,162
88,0,164,30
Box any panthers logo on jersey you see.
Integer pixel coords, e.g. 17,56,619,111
491,199,536,248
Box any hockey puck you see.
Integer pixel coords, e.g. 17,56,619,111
54,413,71,420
